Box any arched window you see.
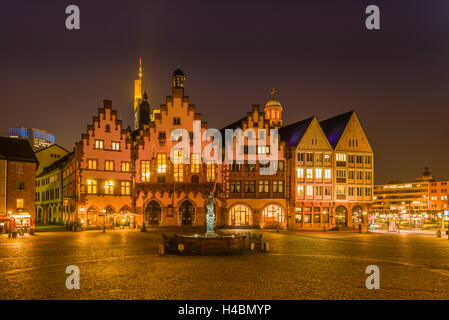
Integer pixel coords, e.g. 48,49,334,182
262,204,285,223
229,204,252,226
352,205,363,223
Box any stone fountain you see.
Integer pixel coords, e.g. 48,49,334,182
162,190,263,255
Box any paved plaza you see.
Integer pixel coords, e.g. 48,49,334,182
1,229,449,300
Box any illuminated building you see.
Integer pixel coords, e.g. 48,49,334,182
35,153,73,224
134,68,215,227
373,167,449,217
281,116,334,230
9,127,55,151
319,111,374,228
34,62,374,231
221,96,287,229
74,101,135,227
429,180,449,211
0,137,38,229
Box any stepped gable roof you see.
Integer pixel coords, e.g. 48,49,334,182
0,137,38,163
319,111,354,148
278,117,314,148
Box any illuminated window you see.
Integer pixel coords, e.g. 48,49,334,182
112,142,120,151
121,161,130,172
229,204,252,226
324,154,331,163
206,163,216,182
87,180,97,194
315,153,323,162
88,159,97,170
191,154,200,173
316,186,322,196
230,181,241,193
297,168,304,179
306,169,313,179
157,154,167,173
244,181,255,193
297,185,304,196
258,180,269,193
95,140,104,150
336,186,346,195
315,168,322,179
141,161,151,182
262,204,285,223
325,169,331,179
273,181,284,193
121,181,130,195
336,153,346,161
16,198,24,209
104,181,114,195
173,149,184,182
105,160,114,171
257,145,270,154
306,185,313,196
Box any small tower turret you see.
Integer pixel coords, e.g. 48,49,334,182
264,88,283,128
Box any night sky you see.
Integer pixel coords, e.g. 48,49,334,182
1,0,448,184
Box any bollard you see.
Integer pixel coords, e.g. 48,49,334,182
158,244,165,256
264,242,270,252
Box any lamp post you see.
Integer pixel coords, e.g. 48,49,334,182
102,209,106,233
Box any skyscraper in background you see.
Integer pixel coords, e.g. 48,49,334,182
8,127,55,151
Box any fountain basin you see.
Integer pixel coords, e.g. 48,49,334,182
162,233,263,255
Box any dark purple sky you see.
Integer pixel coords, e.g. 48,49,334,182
1,0,448,184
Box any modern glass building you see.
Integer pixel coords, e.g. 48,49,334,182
8,127,55,151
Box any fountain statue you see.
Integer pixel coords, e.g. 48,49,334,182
205,191,216,237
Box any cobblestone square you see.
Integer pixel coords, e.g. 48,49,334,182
1,229,449,300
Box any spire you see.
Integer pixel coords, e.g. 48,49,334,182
134,58,144,130
139,57,143,80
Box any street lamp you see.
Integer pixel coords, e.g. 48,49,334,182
102,209,106,233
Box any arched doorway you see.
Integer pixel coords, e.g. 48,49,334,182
229,204,252,226
336,206,348,227
87,207,98,226
352,205,363,224
145,201,161,225
179,200,195,226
